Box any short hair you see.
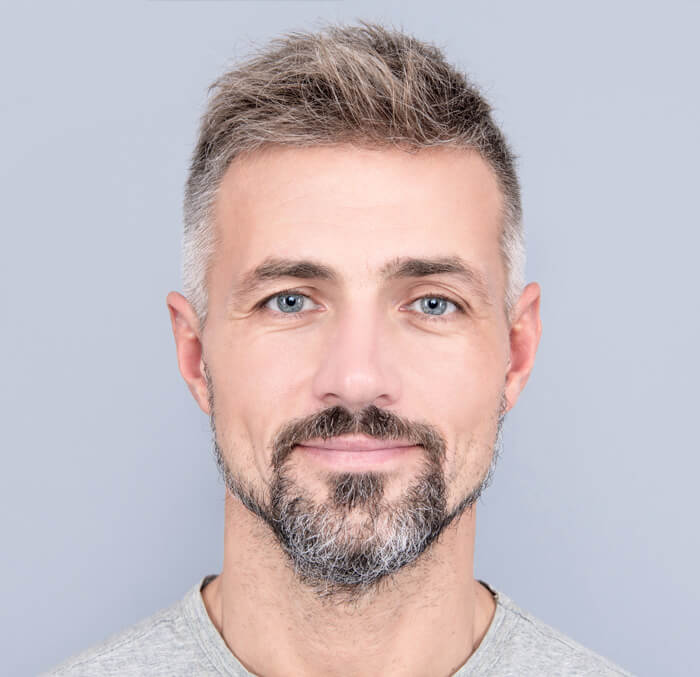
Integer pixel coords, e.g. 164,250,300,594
183,21,525,330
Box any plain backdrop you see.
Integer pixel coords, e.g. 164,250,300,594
2,1,698,675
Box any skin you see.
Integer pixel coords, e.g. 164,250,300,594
167,144,541,676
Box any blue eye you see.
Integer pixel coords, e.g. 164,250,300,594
262,291,320,315
275,293,303,313
405,296,460,319
257,289,464,321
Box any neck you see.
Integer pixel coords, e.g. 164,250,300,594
202,494,496,677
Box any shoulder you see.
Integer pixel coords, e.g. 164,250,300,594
40,583,219,677
463,583,635,676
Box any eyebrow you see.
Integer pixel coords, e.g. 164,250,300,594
229,255,492,307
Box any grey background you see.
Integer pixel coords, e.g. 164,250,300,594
1,1,697,675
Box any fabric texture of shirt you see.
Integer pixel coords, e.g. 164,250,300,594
43,575,634,676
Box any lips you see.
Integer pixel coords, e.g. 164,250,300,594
297,434,418,452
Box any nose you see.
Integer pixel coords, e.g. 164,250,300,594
310,303,401,411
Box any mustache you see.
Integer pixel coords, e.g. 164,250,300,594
270,404,447,470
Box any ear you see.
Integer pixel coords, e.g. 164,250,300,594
166,291,211,415
504,282,542,412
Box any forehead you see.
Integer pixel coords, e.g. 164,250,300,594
211,144,505,301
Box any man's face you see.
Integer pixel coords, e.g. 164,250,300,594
201,145,513,597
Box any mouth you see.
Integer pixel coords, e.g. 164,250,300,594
298,434,418,451
295,435,422,469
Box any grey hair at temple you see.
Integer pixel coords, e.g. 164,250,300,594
182,20,525,330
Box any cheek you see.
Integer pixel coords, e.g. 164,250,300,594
239,333,316,403
210,334,311,473
216,330,306,403
414,341,504,481
411,336,501,411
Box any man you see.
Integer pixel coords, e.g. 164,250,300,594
46,21,632,677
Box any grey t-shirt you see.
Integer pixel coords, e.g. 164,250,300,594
43,575,633,676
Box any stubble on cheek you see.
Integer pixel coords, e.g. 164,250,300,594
444,390,508,506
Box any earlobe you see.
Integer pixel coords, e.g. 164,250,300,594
504,283,542,411
166,291,211,415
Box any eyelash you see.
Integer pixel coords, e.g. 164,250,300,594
254,288,467,323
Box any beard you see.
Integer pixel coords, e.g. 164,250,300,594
205,365,507,601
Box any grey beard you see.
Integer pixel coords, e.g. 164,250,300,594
207,378,506,601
